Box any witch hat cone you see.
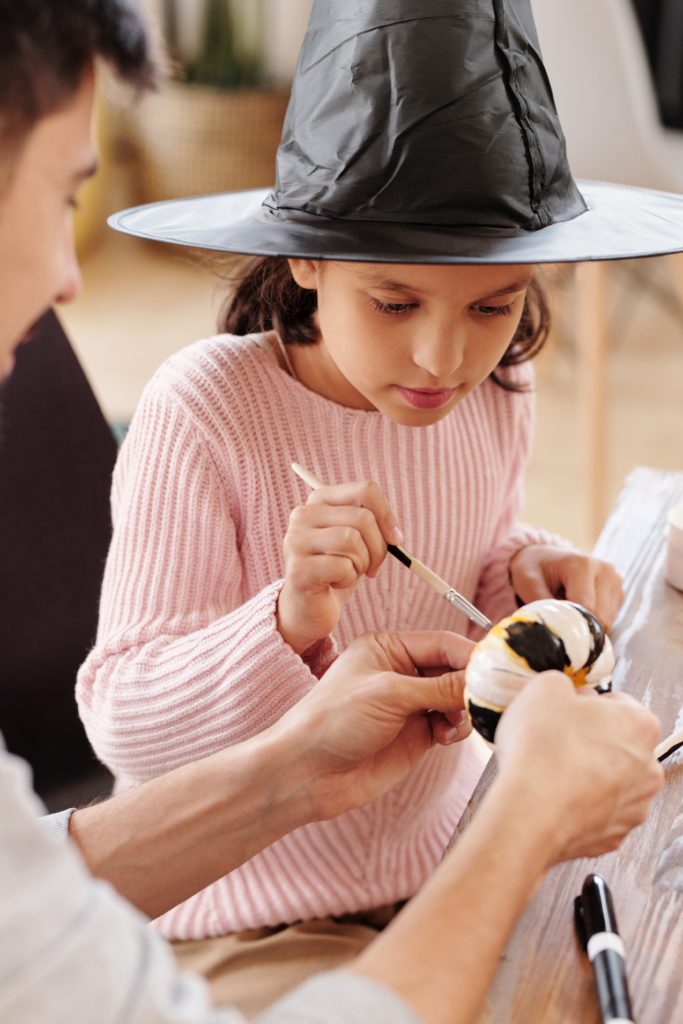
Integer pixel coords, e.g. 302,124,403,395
111,0,683,264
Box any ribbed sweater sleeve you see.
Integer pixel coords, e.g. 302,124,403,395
473,376,574,626
76,383,329,783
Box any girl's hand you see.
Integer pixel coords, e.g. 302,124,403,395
277,480,403,654
508,544,624,630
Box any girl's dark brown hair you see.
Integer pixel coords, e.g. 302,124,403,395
220,256,550,392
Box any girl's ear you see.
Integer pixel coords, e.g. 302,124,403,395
288,258,319,290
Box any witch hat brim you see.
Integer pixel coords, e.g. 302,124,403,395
109,180,683,264
110,0,683,264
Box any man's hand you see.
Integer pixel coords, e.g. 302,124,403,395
495,672,664,865
273,630,474,821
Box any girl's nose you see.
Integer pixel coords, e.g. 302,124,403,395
411,326,466,381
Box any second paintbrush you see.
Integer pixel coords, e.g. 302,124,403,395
291,463,492,633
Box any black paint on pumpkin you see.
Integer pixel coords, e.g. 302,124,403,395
569,602,605,669
504,620,570,673
467,699,501,744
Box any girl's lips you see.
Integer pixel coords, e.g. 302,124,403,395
394,385,457,409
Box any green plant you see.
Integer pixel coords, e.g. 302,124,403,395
162,0,264,89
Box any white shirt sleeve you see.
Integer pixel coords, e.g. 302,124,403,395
40,808,75,840
0,740,419,1024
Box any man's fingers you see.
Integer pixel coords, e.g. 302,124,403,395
523,669,577,696
430,708,473,745
391,666,469,718
599,692,662,746
390,629,475,673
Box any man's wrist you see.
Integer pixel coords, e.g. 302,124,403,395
250,714,327,834
482,766,566,874
66,724,323,918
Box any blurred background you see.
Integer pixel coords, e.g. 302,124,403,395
4,0,683,808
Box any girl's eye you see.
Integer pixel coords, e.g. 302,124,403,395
369,297,418,316
473,302,515,318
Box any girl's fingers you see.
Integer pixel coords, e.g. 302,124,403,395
289,503,389,577
289,551,365,592
510,560,553,602
509,547,624,623
593,566,624,631
556,556,597,610
525,569,554,601
290,523,375,579
306,480,403,545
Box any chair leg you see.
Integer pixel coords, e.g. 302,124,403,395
574,261,609,542
665,252,683,315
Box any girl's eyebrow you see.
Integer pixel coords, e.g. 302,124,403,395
357,274,532,298
477,278,532,300
357,274,427,295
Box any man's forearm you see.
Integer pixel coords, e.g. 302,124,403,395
350,770,555,1024
69,726,315,919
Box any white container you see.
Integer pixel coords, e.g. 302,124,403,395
666,506,683,592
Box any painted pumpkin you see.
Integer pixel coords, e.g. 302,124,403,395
464,599,614,742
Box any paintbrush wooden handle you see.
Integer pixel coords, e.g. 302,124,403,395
291,463,324,491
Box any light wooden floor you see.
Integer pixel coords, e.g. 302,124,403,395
60,237,683,552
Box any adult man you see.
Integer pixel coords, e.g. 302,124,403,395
0,3,664,1023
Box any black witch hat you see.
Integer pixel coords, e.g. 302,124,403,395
110,0,683,263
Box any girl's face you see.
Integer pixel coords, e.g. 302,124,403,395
287,260,533,426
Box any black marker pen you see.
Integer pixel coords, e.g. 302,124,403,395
574,873,635,1024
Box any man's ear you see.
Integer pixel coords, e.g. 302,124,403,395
288,258,319,290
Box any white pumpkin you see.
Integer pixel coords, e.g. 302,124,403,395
464,599,614,742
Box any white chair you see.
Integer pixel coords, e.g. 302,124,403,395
533,0,683,189
532,0,683,536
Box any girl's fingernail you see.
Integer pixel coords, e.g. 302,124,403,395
442,726,460,743
385,513,404,544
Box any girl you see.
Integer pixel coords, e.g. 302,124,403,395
76,0,683,1012
75,260,619,999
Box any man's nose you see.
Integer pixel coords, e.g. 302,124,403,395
55,248,83,305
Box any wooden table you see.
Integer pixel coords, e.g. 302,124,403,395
461,466,683,1023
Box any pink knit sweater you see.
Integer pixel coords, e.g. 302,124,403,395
77,333,562,940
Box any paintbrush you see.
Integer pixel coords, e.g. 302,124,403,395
656,727,683,763
291,462,492,633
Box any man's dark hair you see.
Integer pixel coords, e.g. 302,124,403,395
0,0,158,155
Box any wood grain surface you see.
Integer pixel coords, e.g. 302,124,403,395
458,467,683,1023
